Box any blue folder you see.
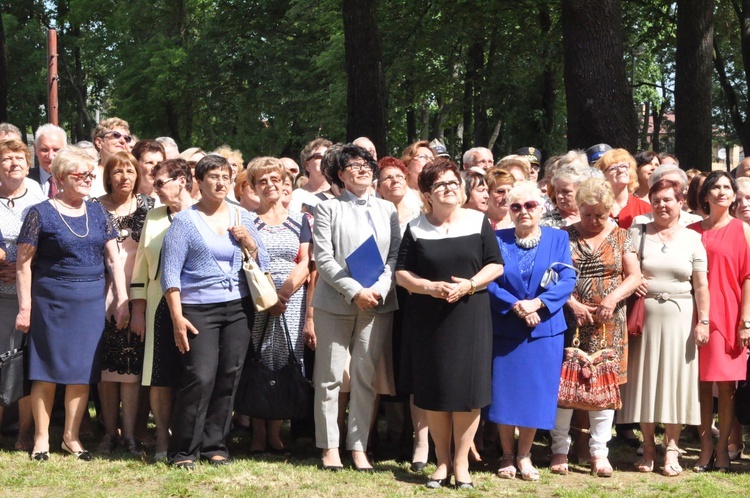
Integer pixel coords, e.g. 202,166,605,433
345,235,383,288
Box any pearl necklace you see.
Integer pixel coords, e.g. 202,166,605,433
53,198,89,238
515,228,541,248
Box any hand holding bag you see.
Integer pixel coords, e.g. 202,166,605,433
558,324,622,411
235,209,278,312
0,331,27,406
626,224,646,336
235,313,313,420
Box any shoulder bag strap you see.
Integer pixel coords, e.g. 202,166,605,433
254,313,272,358
279,313,301,367
638,223,646,262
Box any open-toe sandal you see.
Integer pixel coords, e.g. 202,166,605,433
635,441,655,473
517,454,540,481
663,444,683,477
550,453,569,475
496,454,516,479
591,456,614,478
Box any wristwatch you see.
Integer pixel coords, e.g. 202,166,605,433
468,279,477,296
743,319,750,329
698,319,709,325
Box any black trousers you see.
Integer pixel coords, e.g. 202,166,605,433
168,297,254,463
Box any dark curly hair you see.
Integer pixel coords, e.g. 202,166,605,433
323,143,377,189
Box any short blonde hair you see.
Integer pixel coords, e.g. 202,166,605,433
92,117,130,147
575,177,615,210
595,148,638,194
214,145,245,173
51,145,96,183
508,180,543,205
246,156,286,188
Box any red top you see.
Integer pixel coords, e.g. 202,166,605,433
614,195,651,229
689,218,750,381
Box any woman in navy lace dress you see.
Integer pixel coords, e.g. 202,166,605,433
16,145,129,461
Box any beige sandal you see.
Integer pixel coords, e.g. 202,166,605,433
497,454,516,479
591,456,614,477
517,454,540,481
663,445,683,477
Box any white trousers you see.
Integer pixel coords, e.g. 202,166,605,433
550,408,614,458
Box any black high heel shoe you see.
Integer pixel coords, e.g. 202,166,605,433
30,451,50,461
61,441,93,461
692,451,715,473
425,475,452,489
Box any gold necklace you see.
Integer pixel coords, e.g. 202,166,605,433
53,198,89,238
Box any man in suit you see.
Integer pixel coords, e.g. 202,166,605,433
29,124,67,197
312,143,401,471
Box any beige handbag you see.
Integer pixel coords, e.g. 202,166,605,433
236,210,278,311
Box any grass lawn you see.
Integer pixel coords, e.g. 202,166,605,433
2,410,750,497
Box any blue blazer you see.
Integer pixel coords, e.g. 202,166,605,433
488,227,576,339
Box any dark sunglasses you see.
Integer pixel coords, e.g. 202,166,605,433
509,200,540,213
101,130,133,143
154,177,177,189
307,153,324,161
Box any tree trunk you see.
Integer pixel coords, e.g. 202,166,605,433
343,0,387,157
675,0,714,170
640,101,650,151
561,0,637,151
0,4,8,122
539,4,556,138
470,41,489,148
462,44,474,154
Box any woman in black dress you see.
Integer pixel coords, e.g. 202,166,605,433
396,158,503,490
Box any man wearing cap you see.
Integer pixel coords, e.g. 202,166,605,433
429,139,451,158
462,147,494,171
514,147,542,181
585,143,612,166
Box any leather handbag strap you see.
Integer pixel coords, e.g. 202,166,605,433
637,223,646,261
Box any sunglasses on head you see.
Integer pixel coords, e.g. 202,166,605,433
509,200,540,213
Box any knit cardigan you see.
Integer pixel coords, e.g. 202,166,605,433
160,206,269,296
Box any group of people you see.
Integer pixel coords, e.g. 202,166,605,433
1,118,749,489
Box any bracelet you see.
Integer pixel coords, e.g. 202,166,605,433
468,279,476,296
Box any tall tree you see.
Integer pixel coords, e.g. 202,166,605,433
0,4,8,122
343,0,387,155
675,0,714,170
561,0,637,151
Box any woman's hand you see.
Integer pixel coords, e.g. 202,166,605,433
130,309,146,340
634,277,648,298
427,281,456,300
268,294,288,317
596,296,616,323
354,288,381,310
114,299,130,330
446,276,472,303
695,322,710,347
173,314,199,354
15,308,30,333
524,311,541,327
303,317,316,350
738,323,750,349
229,225,257,252
513,299,542,318
567,297,596,326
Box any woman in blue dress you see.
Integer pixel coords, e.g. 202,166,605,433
487,180,576,481
16,145,130,461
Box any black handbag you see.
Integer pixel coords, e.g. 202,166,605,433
0,331,27,406
235,313,312,420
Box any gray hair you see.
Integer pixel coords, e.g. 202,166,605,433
737,176,750,193
156,136,178,148
650,164,688,188
462,147,492,168
0,122,21,138
34,124,67,146
552,162,595,187
508,180,544,205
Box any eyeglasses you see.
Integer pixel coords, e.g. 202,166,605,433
431,180,460,192
345,161,373,173
101,131,133,144
68,172,96,182
154,177,177,189
605,163,630,174
509,200,540,213
307,153,324,162
380,173,405,183
413,154,431,162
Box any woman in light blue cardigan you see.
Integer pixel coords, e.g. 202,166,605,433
160,155,268,469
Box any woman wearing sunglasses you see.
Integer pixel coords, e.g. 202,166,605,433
16,145,130,461
130,159,195,461
92,117,133,198
487,181,576,481
289,138,334,214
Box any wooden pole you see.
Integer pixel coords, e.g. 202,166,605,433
47,30,58,125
